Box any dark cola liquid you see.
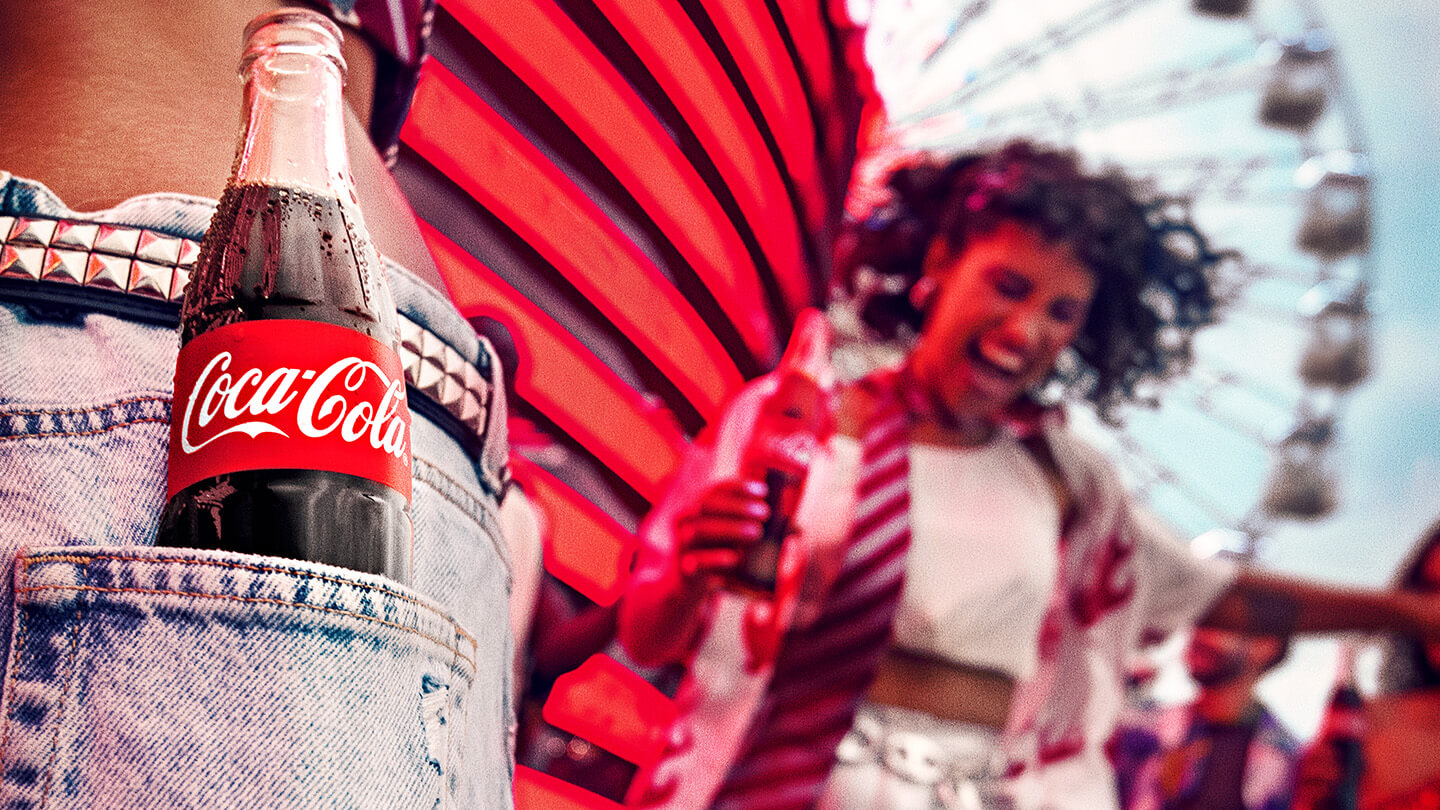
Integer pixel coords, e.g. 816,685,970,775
178,182,389,341
156,182,411,584
730,466,802,596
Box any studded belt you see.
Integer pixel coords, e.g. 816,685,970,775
830,705,1013,810
0,214,497,473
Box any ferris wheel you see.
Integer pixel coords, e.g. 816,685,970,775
839,0,1375,554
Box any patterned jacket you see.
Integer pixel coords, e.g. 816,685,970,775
1111,701,1301,810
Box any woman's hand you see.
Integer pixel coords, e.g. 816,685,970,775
679,477,808,673
618,475,773,667
675,478,770,589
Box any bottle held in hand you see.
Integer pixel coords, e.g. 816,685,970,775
728,309,836,598
1293,644,1366,810
155,8,413,585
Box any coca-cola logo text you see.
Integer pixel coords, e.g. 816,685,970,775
180,352,408,461
167,320,412,500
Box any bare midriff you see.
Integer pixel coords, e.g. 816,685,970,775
866,647,1015,730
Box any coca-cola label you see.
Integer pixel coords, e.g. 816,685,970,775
168,319,412,500
753,429,817,470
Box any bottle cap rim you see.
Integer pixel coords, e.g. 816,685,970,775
241,7,347,77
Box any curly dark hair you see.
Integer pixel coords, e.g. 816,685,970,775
833,140,1222,417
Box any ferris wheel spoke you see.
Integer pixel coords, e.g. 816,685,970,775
895,0,1167,125
919,0,994,68
1167,384,1279,447
1187,360,1302,413
994,50,1265,130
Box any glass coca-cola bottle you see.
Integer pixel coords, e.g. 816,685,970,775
1294,643,1366,810
728,309,835,597
156,7,413,585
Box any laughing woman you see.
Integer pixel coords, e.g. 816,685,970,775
619,141,1440,810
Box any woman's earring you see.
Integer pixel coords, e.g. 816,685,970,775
909,276,938,311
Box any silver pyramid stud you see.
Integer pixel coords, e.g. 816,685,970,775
42,248,89,285
177,238,201,267
83,253,132,290
457,391,485,434
168,267,190,302
1,245,45,280
94,224,141,256
414,355,447,394
137,230,183,265
397,343,422,379
128,260,174,300
53,221,99,251
11,218,57,248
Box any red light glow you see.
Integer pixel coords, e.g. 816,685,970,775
543,654,679,767
510,454,637,607
591,0,812,317
418,221,684,502
694,0,827,233
515,766,626,810
441,0,779,361
401,59,741,420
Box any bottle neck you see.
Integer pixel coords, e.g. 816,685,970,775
234,49,353,198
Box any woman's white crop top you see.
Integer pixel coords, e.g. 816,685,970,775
832,432,1060,681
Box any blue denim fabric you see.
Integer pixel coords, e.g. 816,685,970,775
1,547,478,808
0,173,512,807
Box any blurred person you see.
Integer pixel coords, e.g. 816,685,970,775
1355,518,1440,808
1111,626,1300,810
1118,628,1180,716
513,573,639,803
1292,746,1352,810
480,306,639,798
476,312,642,801
0,2,514,805
617,140,1440,810
499,476,547,684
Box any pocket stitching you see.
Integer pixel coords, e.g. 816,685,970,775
20,552,474,647
13,583,478,674
0,394,169,418
39,559,89,806
0,556,36,776
0,395,170,443
0,416,169,444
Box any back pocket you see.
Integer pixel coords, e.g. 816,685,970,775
0,546,485,809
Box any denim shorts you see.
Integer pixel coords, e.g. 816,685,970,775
0,172,513,808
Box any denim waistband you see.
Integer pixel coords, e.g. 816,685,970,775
0,172,505,490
